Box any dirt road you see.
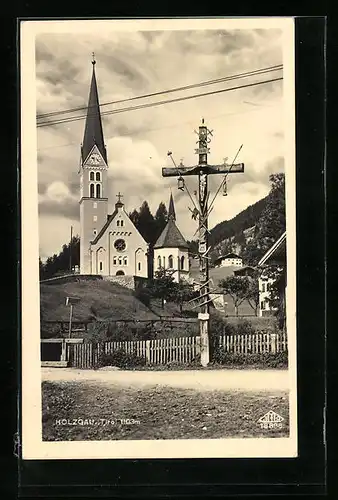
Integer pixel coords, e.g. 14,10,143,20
41,367,289,392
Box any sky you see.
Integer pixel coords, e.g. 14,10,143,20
34,21,289,261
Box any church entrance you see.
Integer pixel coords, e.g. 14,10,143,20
116,270,125,276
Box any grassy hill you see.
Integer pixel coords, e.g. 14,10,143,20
40,280,159,322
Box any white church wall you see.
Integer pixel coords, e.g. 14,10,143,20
154,247,190,283
90,205,148,278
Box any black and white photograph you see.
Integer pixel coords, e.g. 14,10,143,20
21,17,297,459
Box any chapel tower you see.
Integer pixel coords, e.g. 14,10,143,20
79,56,109,274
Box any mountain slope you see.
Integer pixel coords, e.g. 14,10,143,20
208,196,268,263
209,196,268,248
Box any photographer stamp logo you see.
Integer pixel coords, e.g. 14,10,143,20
258,411,284,430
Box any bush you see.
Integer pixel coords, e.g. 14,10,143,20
209,312,236,354
225,315,278,332
235,318,256,335
211,349,288,368
97,349,146,369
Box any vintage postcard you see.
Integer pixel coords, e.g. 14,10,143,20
21,17,297,459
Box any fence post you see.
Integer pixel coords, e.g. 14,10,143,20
271,333,277,354
196,336,201,356
60,339,66,362
146,340,151,365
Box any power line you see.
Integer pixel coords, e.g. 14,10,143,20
37,101,281,151
37,64,282,121
37,76,283,129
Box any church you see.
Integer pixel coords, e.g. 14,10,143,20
78,57,190,282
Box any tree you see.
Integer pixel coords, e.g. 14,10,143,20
234,230,246,254
147,267,177,309
255,173,285,257
154,202,168,242
171,280,198,314
187,240,198,255
219,275,251,316
240,173,285,266
245,274,260,316
39,235,80,279
39,257,45,280
137,201,156,244
129,209,140,228
241,239,262,266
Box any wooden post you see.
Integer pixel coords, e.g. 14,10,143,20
146,340,151,365
68,304,73,339
161,120,244,367
271,332,277,354
60,339,66,362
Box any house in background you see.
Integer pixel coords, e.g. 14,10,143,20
234,265,256,277
214,252,243,268
258,231,287,320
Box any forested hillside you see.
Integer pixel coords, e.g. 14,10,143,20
209,173,286,266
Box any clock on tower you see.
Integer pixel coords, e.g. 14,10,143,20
88,152,101,165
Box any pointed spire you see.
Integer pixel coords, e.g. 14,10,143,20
168,192,176,221
82,56,107,164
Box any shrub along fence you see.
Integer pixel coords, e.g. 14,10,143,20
66,330,287,368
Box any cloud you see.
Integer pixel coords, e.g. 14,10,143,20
38,181,79,220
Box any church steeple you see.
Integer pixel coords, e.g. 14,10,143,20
168,192,176,221
81,55,107,164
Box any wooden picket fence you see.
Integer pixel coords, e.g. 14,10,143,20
218,331,287,354
66,331,287,368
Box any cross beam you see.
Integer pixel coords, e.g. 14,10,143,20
162,163,244,177
162,119,244,367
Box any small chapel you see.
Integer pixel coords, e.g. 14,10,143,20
153,193,190,283
78,57,190,282
79,58,148,278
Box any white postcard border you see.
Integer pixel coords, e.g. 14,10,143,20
21,17,297,460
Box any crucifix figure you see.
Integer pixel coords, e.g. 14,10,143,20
162,119,244,367
92,52,96,65
116,192,123,204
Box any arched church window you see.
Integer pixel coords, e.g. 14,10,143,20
96,184,101,198
90,183,95,197
96,172,101,181
181,256,185,270
123,257,128,266
113,257,117,265
90,172,95,181
118,257,122,266
158,256,161,268
116,270,125,276
168,255,173,268
138,262,141,271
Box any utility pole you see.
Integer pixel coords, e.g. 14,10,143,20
162,119,244,366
